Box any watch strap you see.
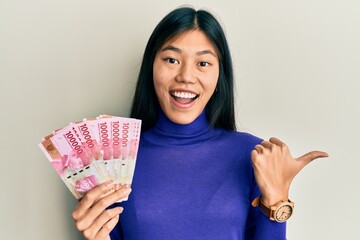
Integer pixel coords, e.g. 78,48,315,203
259,197,272,218
251,196,272,218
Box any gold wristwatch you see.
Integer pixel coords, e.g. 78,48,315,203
251,197,294,222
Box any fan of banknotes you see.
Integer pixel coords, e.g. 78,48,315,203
39,115,142,200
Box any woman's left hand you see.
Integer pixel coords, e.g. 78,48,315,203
251,137,328,206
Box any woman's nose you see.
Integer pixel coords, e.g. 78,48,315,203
175,62,196,84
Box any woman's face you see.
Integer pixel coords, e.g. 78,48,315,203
153,29,219,124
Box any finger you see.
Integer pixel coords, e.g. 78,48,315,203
83,207,123,240
254,144,264,154
269,137,286,147
77,186,131,231
260,140,273,150
297,151,329,167
93,207,123,237
73,180,115,221
251,149,259,162
94,214,120,240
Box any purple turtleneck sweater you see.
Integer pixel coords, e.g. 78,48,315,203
110,111,286,240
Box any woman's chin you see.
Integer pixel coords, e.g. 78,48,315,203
164,110,201,125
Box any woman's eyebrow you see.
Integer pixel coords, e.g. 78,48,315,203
161,45,181,53
161,45,216,57
196,49,216,57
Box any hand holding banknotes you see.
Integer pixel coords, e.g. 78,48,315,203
72,181,131,240
251,137,328,206
39,115,141,240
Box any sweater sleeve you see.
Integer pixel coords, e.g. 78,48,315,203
245,166,287,240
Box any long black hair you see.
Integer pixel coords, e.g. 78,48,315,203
130,6,236,132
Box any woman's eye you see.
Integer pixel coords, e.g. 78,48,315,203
198,61,210,67
164,58,179,64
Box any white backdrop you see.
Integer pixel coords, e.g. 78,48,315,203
1,0,359,239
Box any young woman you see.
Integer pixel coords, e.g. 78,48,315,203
72,7,328,240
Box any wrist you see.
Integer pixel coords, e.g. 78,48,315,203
261,193,289,206
258,197,295,222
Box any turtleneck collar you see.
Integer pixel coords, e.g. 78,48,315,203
156,110,210,136
142,109,220,146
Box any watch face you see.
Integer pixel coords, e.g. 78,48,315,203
275,204,293,222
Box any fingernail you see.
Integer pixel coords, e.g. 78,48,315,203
118,207,124,213
106,180,115,188
121,187,132,195
114,207,123,213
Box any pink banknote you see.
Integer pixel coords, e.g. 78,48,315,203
116,119,141,184
39,136,81,198
39,115,142,199
50,125,95,171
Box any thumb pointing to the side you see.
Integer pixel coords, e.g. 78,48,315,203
297,151,329,168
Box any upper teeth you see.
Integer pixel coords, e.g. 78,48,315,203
173,91,197,99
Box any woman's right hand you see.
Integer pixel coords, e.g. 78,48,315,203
72,180,132,240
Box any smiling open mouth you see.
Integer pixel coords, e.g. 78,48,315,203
170,91,199,105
